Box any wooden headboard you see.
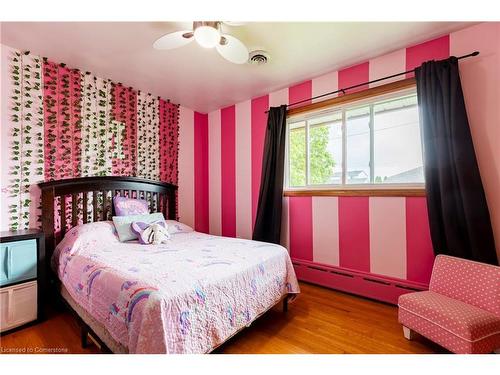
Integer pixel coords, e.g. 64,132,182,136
38,176,178,260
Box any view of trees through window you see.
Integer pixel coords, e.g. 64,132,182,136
287,91,424,188
289,123,306,186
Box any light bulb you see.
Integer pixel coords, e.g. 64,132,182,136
194,26,220,49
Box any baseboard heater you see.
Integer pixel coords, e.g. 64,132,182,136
291,259,428,305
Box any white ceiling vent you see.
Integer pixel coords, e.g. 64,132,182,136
248,50,270,65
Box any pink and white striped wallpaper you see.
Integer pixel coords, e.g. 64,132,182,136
177,24,500,294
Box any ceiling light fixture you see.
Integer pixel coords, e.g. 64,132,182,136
153,21,250,65
193,22,220,49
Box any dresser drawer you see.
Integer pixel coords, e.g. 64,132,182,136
0,239,37,287
0,280,37,332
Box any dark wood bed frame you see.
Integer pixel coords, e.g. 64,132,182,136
38,176,290,353
39,176,178,249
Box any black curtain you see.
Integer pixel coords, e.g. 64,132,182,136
415,57,498,265
253,105,288,244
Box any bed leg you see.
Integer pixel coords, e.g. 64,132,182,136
283,296,289,313
81,324,89,349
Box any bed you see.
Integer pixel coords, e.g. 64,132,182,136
39,176,299,354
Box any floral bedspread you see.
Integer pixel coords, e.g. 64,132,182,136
53,222,300,353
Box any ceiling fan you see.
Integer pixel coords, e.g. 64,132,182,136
153,21,249,64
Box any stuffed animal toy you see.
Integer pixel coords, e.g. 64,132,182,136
130,220,171,245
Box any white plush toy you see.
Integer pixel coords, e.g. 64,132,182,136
131,220,171,245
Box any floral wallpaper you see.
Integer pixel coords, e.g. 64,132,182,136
5,49,180,231
111,84,137,176
9,51,44,231
137,91,160,181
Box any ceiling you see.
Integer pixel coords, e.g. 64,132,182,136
1,22,474,113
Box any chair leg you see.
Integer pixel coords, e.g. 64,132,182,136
403,326,415,340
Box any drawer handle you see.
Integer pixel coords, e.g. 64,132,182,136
8,289,14,323
6,246,11,279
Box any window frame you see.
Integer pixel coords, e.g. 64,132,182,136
284,83,425,195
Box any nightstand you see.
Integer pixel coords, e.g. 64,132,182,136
0,230,45,334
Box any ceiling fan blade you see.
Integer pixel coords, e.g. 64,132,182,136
222,21,246,27
216,34,249,64
153,30,194,50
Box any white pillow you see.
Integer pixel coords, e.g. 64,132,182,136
165,220,194,234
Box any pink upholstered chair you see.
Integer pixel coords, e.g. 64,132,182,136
398,254,500,354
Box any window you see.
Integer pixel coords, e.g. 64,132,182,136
285,89,424,190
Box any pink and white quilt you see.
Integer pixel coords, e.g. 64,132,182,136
53,221,300,353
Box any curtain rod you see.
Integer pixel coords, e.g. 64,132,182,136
265,51,479,114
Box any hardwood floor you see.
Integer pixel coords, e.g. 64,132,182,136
0,282,445,354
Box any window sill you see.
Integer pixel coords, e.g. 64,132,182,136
283,188,426,197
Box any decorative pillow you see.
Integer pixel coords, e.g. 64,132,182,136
131,220,171,245
165,220,194,234
112,212,165,242
113,196,149,216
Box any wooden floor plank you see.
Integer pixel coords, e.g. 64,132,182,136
0,282,445,354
